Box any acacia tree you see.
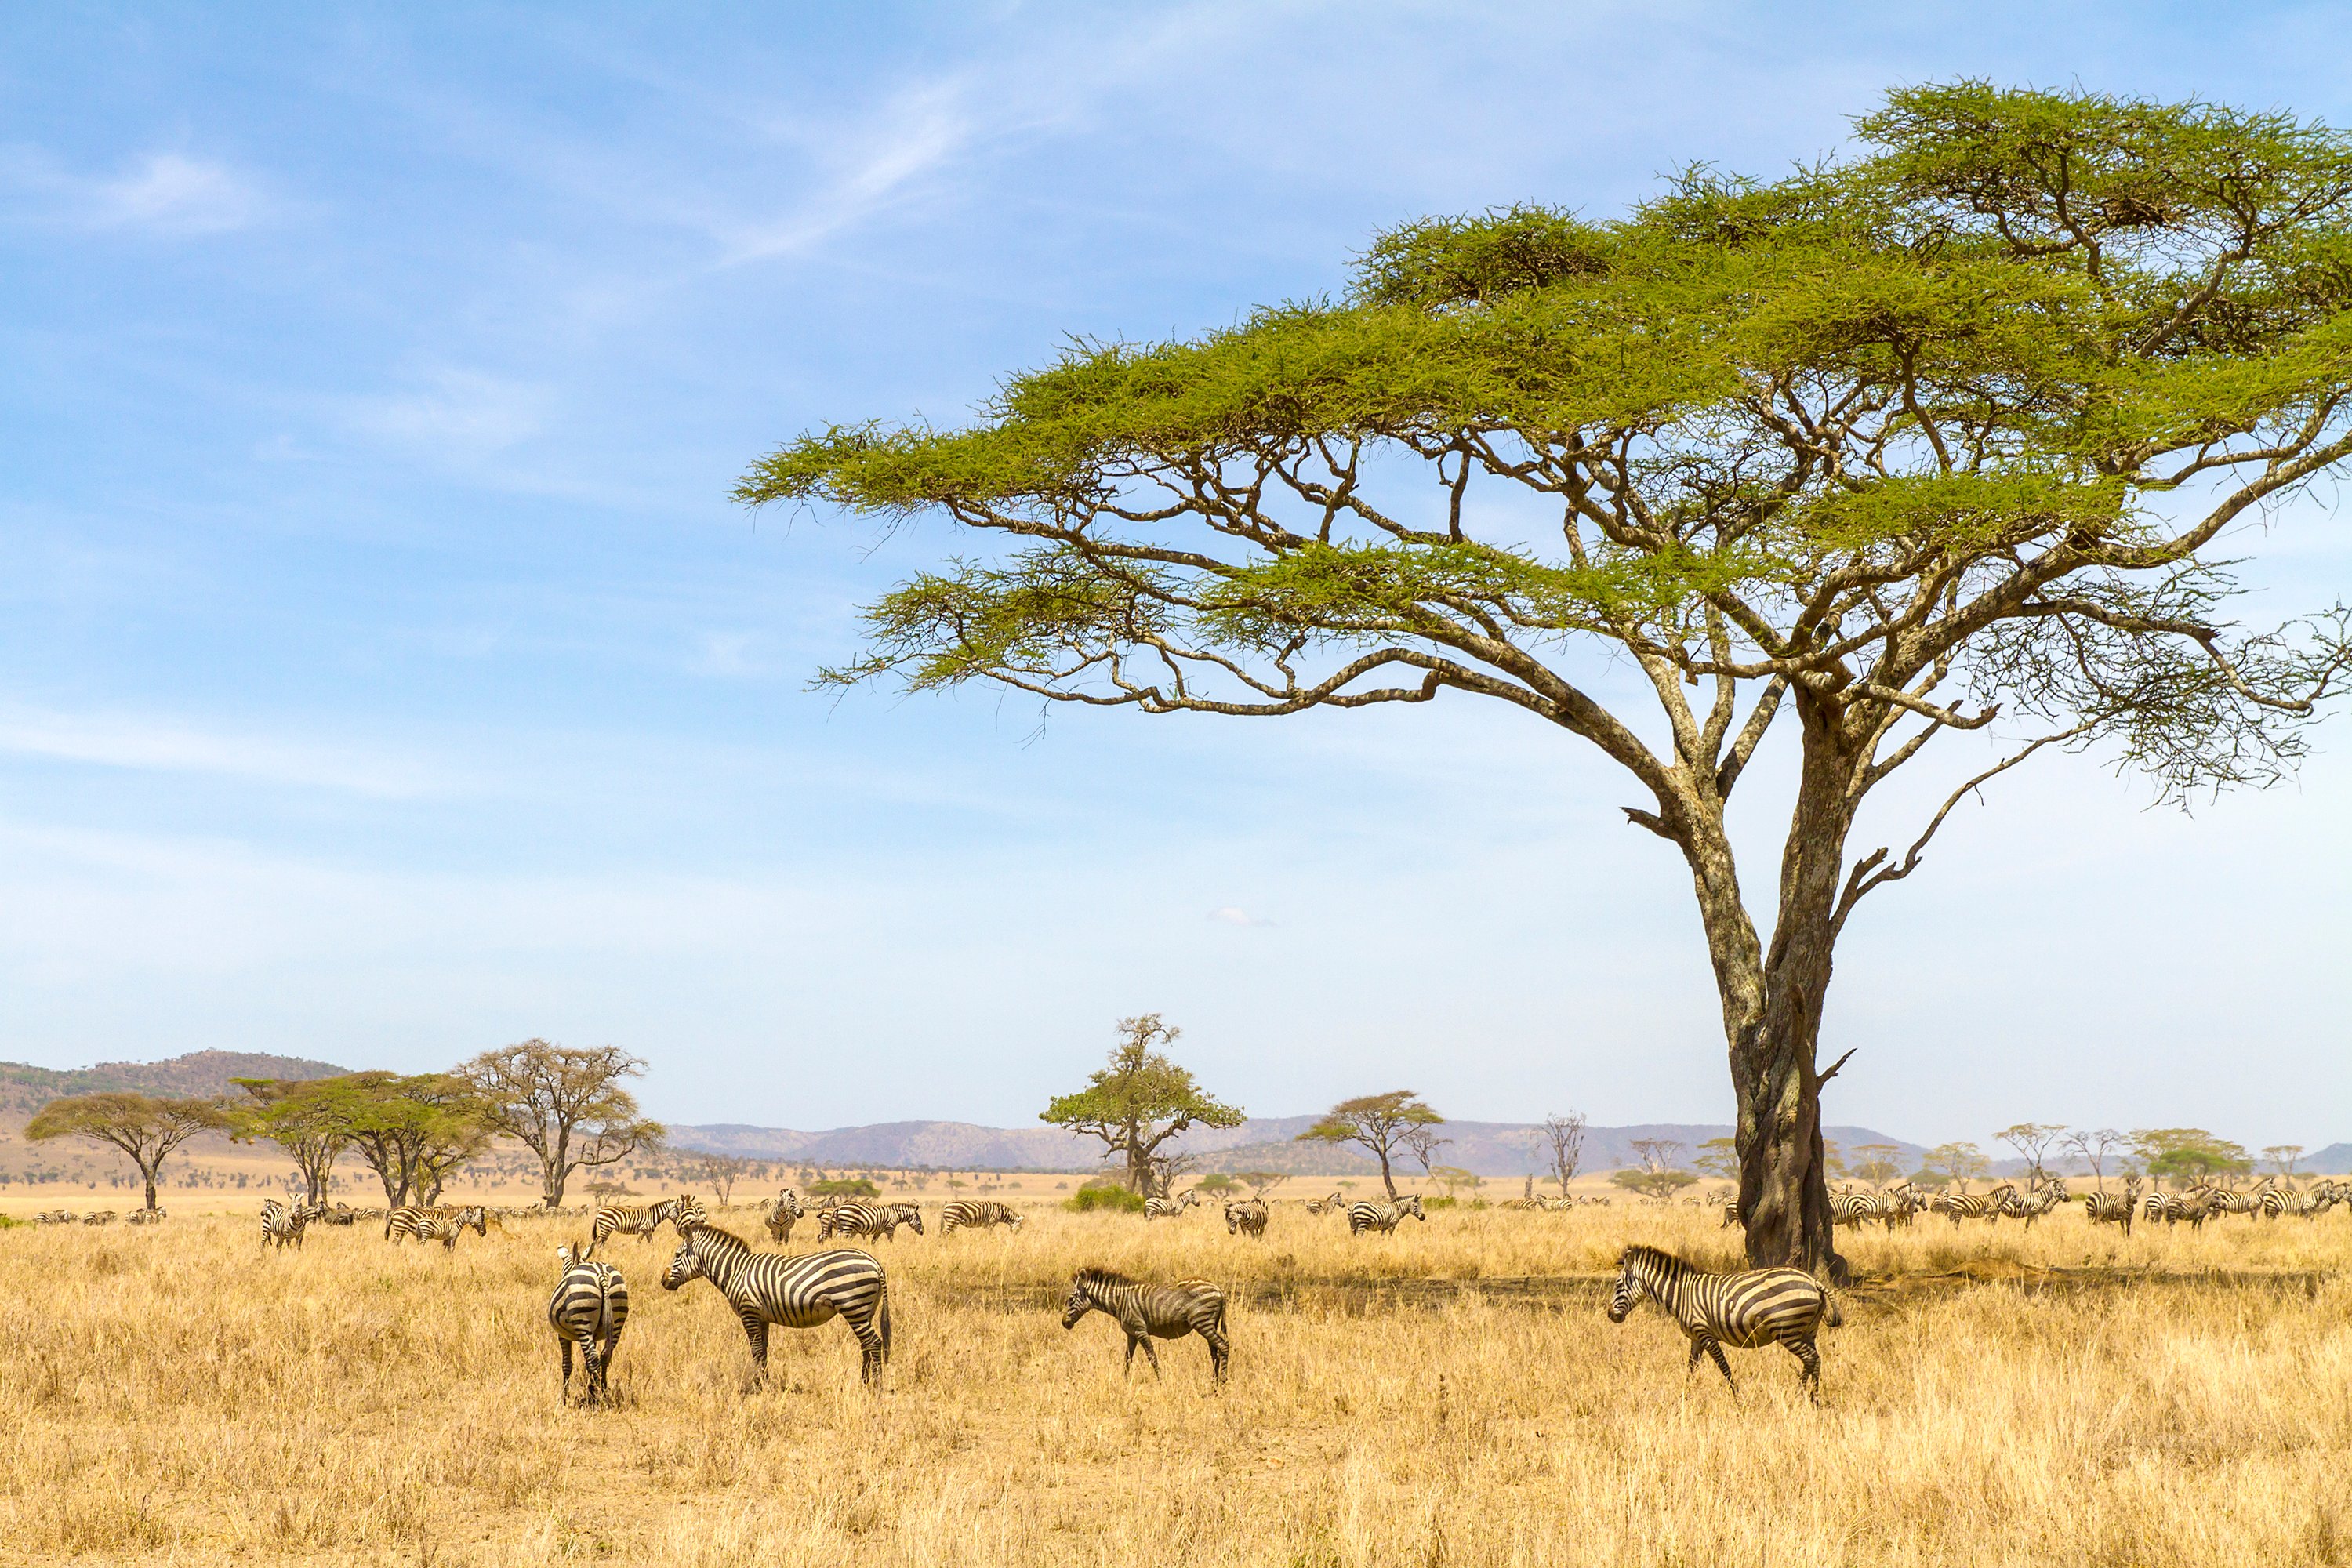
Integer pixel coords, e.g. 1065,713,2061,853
311,1073,492,1207
25,1094,229,1212
1299,1091,1444,1200
1540,1112,1588,1195
461,1040,664,1210
747,84,2352,1274
1041,1014,1245,1197
231,1076,349,1204
1996,1121,2070,1185
2061,1127,2126,1190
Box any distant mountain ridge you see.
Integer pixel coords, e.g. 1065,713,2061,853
0,1050,349,1122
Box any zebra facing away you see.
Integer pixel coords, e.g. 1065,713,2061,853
586,1198,679,1258
662,1203,891,1387
549,1243,629,1406
1223,1198,1268,1238
938,1200,1025,1236
1143,1190,1199,1221
1606,1243,1842,1403
818,1202,924,1243
388,1206,488,1250
1348,1195,1427,1236
1061,1268,1229,1385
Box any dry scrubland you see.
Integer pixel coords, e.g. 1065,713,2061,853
2,1202,2350,1567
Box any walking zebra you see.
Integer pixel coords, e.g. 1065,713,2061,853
586,1198,679,1258
388,1205,488,1250
817,1201,924,1243
1143,1190,1199,1221
260,1198,316,1251
662,1202,891,1386
1223,1198,1268,1239
2084,1177,2140,1236
1605,1243,1842,1403
2012,1178,2067,1230
764,1189,807,1246
1930,1185,2013,1228
1302,1192,1346,1217
938,1200,1025,1236
1061,1268,1229,1384
1830,1192,1878,1229
1347,1194,1426,1236
547,1243,629,1406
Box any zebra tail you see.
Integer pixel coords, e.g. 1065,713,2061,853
1820,1289,1845,1330
879,1283,893,1357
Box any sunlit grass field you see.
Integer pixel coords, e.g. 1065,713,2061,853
2,1198,2347,1565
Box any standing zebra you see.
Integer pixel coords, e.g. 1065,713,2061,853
938,1200,1025,1236
2012,1178,2067,1230
1223,1198,1268,1238
1720,1200,1743,1229
548,1243,630,1406
1830,1192,1879,1229
388,1205,488,1250
1605,1243,1841,1403
1347,1194,1426,1236
2083,1177,2140,1236
260,1198,315,1252
662,1203,891,1387
1302,1192,1346,1217
1060,1268,1229,1384
586,1198,679,1258
764,1189,807,1246
1143,1189,1199,1221
817,1201,924,1243
1930,1185,2013,1228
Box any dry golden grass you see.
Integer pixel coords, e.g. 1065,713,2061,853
2,1198,2348,1566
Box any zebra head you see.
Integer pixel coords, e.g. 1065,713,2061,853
1607,1245,1672,1323
557,1243,579,1269
662,1229,710,1292
1400,1194,1427,1221
1060,1272,1104,1329
460,1206,488,1236
1009,1209,1028,1231
1224,1203,1244,1235
902,1207,925,1235
672,1193,707,1232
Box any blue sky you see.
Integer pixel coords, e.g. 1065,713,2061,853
3,2,2348,1146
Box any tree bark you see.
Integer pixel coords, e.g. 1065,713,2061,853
1375,1145,1397,1200
141,1165,159,1213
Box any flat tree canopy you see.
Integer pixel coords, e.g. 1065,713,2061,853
463,1040,663,1210
748,83,2352,1272
1299,1091,1444,1200
1042,1014,1244,1196
26,1092,229,1212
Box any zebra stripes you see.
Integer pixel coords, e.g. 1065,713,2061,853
2010,1178,2068,1229
764,1189,806,1246
938,1200,1025,1236
586,1198,678,1257
387,1205,487,1250
549,1243,630,1406
1606,1243,1841,1403
662,1217,891,1386
1061,1268,1229,1384
817,1202,924,1243
260,1198,316,1251
1302,1192,1347,1217
1143,1190,1199,1221
1223,1198,1268,1239
2084,1178,2141,1236
1930,1185,2013,1228
1347,1195,1426,1236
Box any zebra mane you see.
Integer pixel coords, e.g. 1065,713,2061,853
1074,1267,1134,1290
684,1219,757,1254
1619,1243,1690,1281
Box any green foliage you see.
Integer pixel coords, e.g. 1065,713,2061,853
1194,1173,1240,1194
2131,1128,2251,1188
1912,1142,1991,1190
809,1177,881,1198
1851,1143,1907,1189
1062,1179,1146,1214
1610,1167,1700,1200
1692,1138,1740,1181
1042,1015,1243,1193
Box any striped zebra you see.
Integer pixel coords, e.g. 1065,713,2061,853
1882,1185,1926,1229
1143,1190,1199,1221
83,1211,118,1225
2011,1178,2067,1229
764,1189,807,1246
662,1203,891,1386
2210,1189,2263,1219
1830,1192,1878,1230
388,1205,487,1250
1348,1194,1426,1236
2084,1177,2140,1236
586,1198,679,1258
938,1200,1025,1236
1302,1192,1347,1217
1061,1268,1229,1384
817,1201,924,1243
126,1207,165,1225
260,1198,316,1251
1720,1200,1743,1229
1930,1185,2013,1228
1223,1198,1268,1238
1606,1243,1842,1403
548,1243,630,1406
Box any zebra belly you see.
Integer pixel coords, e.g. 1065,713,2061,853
757,1300,844,1330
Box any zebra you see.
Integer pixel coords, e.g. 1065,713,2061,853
2084,1177,2141,1236
817,1201,924,1243
1143,1190,1199,1221
1060,1268,1229,1385
1882,1185,1926,1229
1223,1198,1268,1238
383,1203,450,1240
1830,1192,1878,1229
2210,1189,2263,1219
125,1207,165,1225
764,1189,807,1246
1605,1243,1842,1403
83,1211,118,1225
260,1198,315,1251
318,1203,356,1226
1347,1194,1426,1236
1720,1200,1743,1229
586,1198,679,1258
661,1205,891,1387
2012,1178,2068,1230
1302,1192,1347,1217
938,1200,1025,1236
548,1243,630,1406
389,1205,488,1250
1930,1185,2013,1228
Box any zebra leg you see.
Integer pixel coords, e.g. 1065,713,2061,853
1121,1334,1140,1378
1790,1337,1823,1404
1701,1339,1737,1397
1203,1330,1229,1386
1686,1339,1707,1379
852,1317,887,1387
559,1337,575,1405
1139,1336,1163,1379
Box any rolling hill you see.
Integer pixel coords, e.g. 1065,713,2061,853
0,1051,350,1123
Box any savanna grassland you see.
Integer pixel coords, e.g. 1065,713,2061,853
2,1198,2348,1567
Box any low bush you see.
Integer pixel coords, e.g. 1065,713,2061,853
1063,1181,1145,1214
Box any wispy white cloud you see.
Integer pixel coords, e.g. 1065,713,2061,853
343,366,554,456
0,147,267,234
1208,906,1275,927
0,707,455,798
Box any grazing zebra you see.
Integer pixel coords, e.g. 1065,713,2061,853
1605,1243,1842,1403
586,1198,679,1258
817,1201,924,1243
1143,1190,1199,1221
661,1210,891,1386
383,1203,448,1240
318,1203,355,1226
388,1205,488,1250
1930,1185,2013,1228
938,1200,1025,1236
1223,1198,1268,1239
1302,1192,1347,1217
1830,1192,1878,1229
260,1198,316,1251
548,1243,630,1406
2084,1178,2141,1236
2209,1189,2263,1219
125,1207,165,1225
83,1211,118,1225
1348,1194,1427,1236
764,1189,807,1246
1061,1268,1229,1384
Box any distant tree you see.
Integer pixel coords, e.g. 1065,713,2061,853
2060,1127,2127,1191
1611,1166,1700,1201
1299,1091,1445,1200
461,1040,663,1210
1850,1143,1906,1190
2261,1145,2306,1183
692,1153,755,1205
1995,1123,2071,1184
230,1076,350,1204
1693,1137,1741,1182
1399,1123,1452,1182
809,1177,880,1199
1146,1149,1203,1196
1628,1138,1686,1176
1823,1140,1849,1183
1237,1171,1287,1199
308,1073,492,1207
2132,1128,2251,1190
25,1093,229,1212
1913,1142,1990,1192
1539,1112,1587,1196
1432,1165,1483,1200
1195,1172,1240,1196
1041,1015,1245,1198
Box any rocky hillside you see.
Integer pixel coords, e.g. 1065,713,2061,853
0,1051,349,1123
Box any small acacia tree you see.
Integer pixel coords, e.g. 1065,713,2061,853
25,1093,228,1212
1850,1142,1907,1189
310,1073,492,1207
1299,1091,1444,1200
749,83,2352,1273
2061,1127,2126,1190
2132,1127,2250,1189
1995,1122,2070,1185
2262,1144,2306,1183
1041,1014,1245,1197
1540,1112,1588,1195
461,1040,664,1210
1915,1141,1991,1192
231,1076,349,1205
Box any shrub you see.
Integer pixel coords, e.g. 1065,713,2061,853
808,1178,880,1199
1425,1196,1459,1209
1062,1180,1146,1214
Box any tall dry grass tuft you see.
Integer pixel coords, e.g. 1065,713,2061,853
1,1200,2347,1564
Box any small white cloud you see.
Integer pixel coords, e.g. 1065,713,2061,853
1209,906,1275,928
689,631,773,680
0,707,452,799
1,147,266,234
345,368,552,456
